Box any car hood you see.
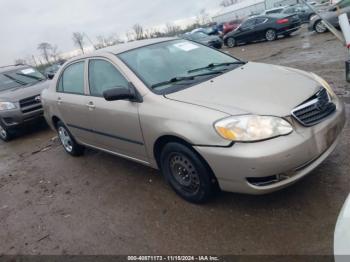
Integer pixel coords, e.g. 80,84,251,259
165,62,321,116
0,80,50,102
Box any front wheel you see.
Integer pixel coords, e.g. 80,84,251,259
314,20,327,33
266,29,277,41
226,37,236,48
0,124,12,142
57,121,85,156
160,143,217,204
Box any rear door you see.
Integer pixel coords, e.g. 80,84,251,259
85,58,147,162
254,17,269,39
56,60,92,144
235,18,257,42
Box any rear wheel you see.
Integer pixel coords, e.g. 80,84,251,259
0,124,12,142
160,142,217,204
266,29,277,41
314,20,327,33
57,121,85,156
226,37,236,48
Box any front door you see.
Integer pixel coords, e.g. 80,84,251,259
85,58,147,162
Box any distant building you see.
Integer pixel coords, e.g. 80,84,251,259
265,0,298,9
212,0,266,24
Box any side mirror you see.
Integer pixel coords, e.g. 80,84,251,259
103,87,135,101
47,73,55,80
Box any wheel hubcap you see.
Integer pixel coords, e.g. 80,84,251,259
227,38,235,47
58,127,73,152
266,30,276,41
316,21,326,33
0,125,7,139
169,154,200,194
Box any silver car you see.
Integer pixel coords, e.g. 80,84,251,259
42,38,345,203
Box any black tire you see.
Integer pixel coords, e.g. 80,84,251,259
160,142,217,204
226,37,236,48
56,121,85,156
265,29,277,41
0,123,13,142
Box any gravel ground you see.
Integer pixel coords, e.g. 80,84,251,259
0,26,349,256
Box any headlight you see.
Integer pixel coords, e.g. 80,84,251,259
0,102,16,111
311,73,336,98
214,115,293,142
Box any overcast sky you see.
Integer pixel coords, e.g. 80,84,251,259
0,0,222,66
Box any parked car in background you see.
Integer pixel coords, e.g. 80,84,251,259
191,26,221,36
224,14,301,48
222,20,242,35
262,4,316,23
309,0,350,33
261,6,286,15
42,38,345,203
44,62,64,79
183,32,223,49
0,65,48,141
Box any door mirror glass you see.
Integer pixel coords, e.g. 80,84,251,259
103,87,134,101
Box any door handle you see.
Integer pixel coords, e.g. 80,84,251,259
86,101,96,110
57,97,63,105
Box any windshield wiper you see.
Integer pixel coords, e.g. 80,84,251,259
151,71,223,89
16,73,45,81
188,61,246,74
3,74,27,85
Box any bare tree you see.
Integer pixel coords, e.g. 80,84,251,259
14,58,27,65
72,32,85,54
220,0,238,7
37,42,53,64
126,31,135,42
95,34,123,49
196,9,211,26
133,24,144,40
165,23,181,36
51,45,60,62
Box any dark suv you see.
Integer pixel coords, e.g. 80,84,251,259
0,65,49,141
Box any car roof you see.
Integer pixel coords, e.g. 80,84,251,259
99,37,177,55
66,37,178,64
0,65,30,74
265,6,286,12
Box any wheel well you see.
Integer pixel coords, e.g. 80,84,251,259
153,136,192,168
52,116,61,130
153,135,218,184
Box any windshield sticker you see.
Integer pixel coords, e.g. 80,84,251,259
21,68,35,74
173,42,199,52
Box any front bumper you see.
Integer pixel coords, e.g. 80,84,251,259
0,107,44,131
195,99,346,194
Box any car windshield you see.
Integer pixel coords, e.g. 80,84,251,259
0,67,46,92
118,40,241,94
190,32,208,40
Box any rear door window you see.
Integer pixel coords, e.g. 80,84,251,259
255,18,268,25
58,61,85,94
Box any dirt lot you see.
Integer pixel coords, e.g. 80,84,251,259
0,27,349,256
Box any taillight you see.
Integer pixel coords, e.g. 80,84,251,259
277,18,289,24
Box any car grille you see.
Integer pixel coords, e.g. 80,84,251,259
19,95,42,114
291,88,336,127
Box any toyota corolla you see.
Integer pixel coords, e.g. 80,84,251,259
41,38,345,203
